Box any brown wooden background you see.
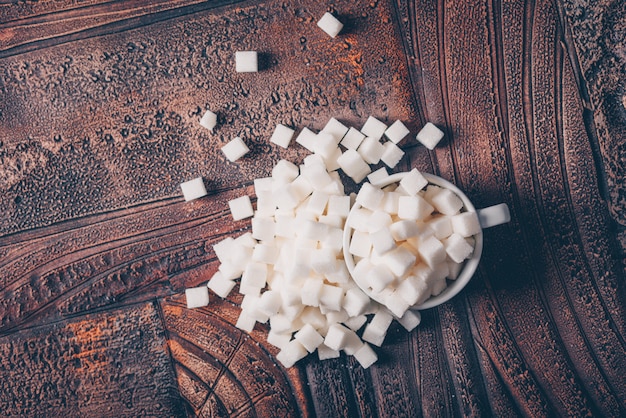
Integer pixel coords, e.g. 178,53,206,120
0,0,624,416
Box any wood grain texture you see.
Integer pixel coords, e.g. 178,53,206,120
0,0,624,416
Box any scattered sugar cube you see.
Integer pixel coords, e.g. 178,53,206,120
251,217,276,242
295,127,318,152
228,195,254,220
235,311,257,333
343,287,371,317
340,127,366,150
313,133,339,159
431,188,464,215
349,230,372,258
362,309,393,346
180,177,207,201
353,343,377,369
361,116,387,140
319,284,344,312
270,124,296,148
185,286,210,309
272,159,300,182
384,290,411,318
451,211,481,237
207,271,236,298
221,137,249,162
321,117,349,142
337,149,371,183
384,120,410,144
200,110,217,131
399,168,428,195
397,309,422,331
367,167,389,185
276,340,308,368
235,51,258,72
267,331,292,350
380,142,405,168
257,290,282,317
357,136,385,164
318,344,341,360
444,233,474,263
240,261,268,293
294,323,324,353
252,243,279,264
317,12,344,38
327,195,351,218
416,122,444,150
301,278,324,307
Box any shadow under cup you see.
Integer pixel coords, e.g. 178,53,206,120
342,172,510,310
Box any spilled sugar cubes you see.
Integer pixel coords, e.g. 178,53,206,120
416,122,444,150
345,168,478,318
317,12,344,38
228,195,254,220
185,286,210,309
200,110,217,131
221,137,250,162
235,51,258,72
180,177,207,201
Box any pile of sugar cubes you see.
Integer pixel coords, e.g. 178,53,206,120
183,114,454,369
346,170,479,317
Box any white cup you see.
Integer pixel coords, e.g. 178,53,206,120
342,172,511,310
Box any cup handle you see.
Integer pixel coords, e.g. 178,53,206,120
477,203,511,229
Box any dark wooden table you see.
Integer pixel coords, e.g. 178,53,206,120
1,0,624,416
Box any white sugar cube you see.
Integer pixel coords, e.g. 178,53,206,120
254,177,273,194
380,141,405,168
321,117,349,142
384,120,410,144
397,195,434,221
327,195,351,218
340,127,366,150
221,137,249,162
235,50,258,72
325,310,349,326
213,237,235,263
381,246,416,278
417,235,447,268
235,311,257,333
180,177,207,201
424,184,443,202
295,127,318,152
257,290,282,317
397,275,429,306
317,12,344,38
267,331,292,350
354,343,377,369
397,309,422,331
431,275,447,296
451,211,481,237
318,344,341,360
356,182,385,210
294,323,324,353
275,214,295,238
218,260,242,281
362,309,393,346
269,313,294,334
367,264,395,292
290,175,314,201
185,286,210,309
431,188,464,215
444,233,474,263
300,307,327,330
200,110,217,131
304,153,326,168
343,287,371,317
228,195,254,220
429,215,453,239
382,191,401,214
301,163,333,190
337,149,371,183
416,122,444,150
299,220,329,241
319,284,344,312
276,340,308,368
343,315,368,331
370,228,396,255
301,278,324,307
361,116,387,140
447,259,464,280
324,323,350,351
322,145,343,172
325,260,351,284
240,261,268,292
357,136,385,164
367,167,389,185
384,290,411,318
270,123,295,148
313,132,338,159
272,159,300,182
306,190,329,216
310,248,339,275
349,230,372,258
251,217,275,241
252,243,279,264
389,220,422,240
399,168,428,195
207,271,236,298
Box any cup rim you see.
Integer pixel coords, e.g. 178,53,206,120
342,172,484,310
